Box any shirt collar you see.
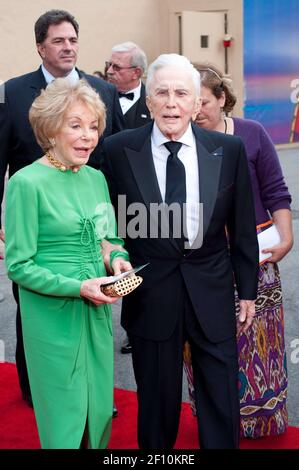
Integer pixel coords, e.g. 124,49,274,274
41,65,79,84
128,81,141,95
152,122,194,148
119,80,141,97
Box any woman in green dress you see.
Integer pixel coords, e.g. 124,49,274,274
5,78,132,449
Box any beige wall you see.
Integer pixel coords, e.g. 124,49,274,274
0,0,160,81
0,0,243,113
158,0,244,116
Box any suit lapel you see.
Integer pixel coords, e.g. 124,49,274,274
124,84,151,128
135,83,151,126
29,67,47,99
192,125,223,246
125,125,180,252
124,124,223,252
30,67,83,99
123,102,138,129
125,130,162,206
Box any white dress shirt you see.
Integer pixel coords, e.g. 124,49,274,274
41,65,79,84
119,81,141,115
151,123,200,245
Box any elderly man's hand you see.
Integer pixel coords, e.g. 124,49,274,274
237,299,255,334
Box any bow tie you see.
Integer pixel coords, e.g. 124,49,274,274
118,91,134,100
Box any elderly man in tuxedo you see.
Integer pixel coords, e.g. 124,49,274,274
102,53,259,449
0,9,123,408
106,41,152,130
106,41,152,354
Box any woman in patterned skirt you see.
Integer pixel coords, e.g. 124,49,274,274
184,64,293,438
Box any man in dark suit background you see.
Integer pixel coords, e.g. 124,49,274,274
106,41,152,354
0,9,123,407
102,54,259,449
106,41,151,130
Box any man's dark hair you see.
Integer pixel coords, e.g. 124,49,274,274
34,9,79,43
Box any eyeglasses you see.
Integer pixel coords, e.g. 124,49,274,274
105,61,137,72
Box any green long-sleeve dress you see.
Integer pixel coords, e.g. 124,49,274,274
5,162,126,449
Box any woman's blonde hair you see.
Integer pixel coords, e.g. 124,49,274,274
29,78,106,151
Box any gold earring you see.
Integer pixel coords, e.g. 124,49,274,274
49,137,56,147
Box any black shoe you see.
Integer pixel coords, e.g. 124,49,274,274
22,392,33,408
113,406,118,418
120,336,132,354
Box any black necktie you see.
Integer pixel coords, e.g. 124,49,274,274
164,141,186,247
118,92,134,100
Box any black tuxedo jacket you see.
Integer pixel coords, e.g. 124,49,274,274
102,122,259,343
123,83,152,129
0,66,124,227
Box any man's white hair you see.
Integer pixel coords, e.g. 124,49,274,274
111,41,147,73
146,54,201,96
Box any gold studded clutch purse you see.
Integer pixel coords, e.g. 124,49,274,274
101,275,143,297
100,263,149,298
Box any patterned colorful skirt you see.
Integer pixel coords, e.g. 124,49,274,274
183,262,288,438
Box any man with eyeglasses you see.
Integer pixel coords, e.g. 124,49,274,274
106,42,152,130
0,9,123,410
106,42,152,356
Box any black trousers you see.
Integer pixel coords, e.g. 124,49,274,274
131,294,240,449
12,282,31,397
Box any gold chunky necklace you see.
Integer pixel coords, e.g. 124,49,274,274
46,152,80,173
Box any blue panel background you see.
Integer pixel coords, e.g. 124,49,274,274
243,0,299,143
